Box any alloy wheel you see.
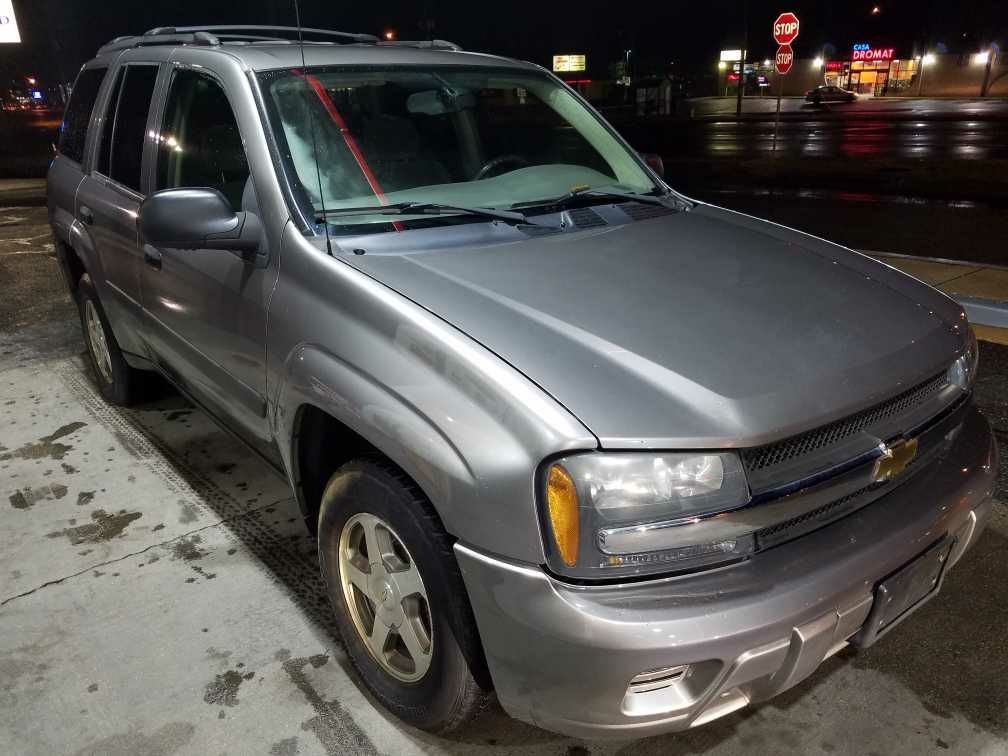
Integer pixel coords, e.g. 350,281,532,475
84,299,113,384
338,512,434,682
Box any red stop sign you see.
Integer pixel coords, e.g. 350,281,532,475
775,44,794,75
773,12,800,45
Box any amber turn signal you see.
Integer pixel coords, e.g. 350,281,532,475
546,464,579,567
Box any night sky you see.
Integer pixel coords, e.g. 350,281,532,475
3,0,1006,85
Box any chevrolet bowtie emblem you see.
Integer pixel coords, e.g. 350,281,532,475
873,437,919,483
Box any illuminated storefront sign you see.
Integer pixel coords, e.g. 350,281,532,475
0,0,22,43
552,54,586,73
719,49,743,62
851,43,894,62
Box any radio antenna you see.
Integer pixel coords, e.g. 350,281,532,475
294,0,333,255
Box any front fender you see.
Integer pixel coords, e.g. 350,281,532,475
279,342,477,511
268,227,597,564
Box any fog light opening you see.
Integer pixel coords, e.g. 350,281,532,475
628,664,690,694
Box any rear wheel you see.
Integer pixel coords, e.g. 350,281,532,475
76,274,143,405
317,459,488,732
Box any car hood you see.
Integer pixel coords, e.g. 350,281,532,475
345,203,968,448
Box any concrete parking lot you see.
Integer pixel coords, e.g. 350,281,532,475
1,205,1006,755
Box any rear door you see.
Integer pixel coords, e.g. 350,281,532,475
75,62,160,357
48,65,107,250
140,65,273,446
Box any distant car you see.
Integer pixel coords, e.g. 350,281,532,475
806,85,857,104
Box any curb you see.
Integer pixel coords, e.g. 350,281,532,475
958,296,1008,331
865,251,1008,338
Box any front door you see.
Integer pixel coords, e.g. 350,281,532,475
140,67,274,449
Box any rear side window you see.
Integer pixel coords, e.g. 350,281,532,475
58,67,107,163
107,65,159,193
156,70,250,211
96,68,125,176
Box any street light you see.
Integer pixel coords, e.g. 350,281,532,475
812,56,824,67
718,60,727,70
922,53,936,65
383,29,397,41
764,58,771,66
972,51,989,65
870,5,881,14
26,76,36,85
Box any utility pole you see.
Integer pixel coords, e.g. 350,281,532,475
735,0,748,117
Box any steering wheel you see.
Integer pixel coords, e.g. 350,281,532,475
473,154,529,181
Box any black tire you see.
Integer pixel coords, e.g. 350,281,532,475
317,458,489,733
76,273,142,406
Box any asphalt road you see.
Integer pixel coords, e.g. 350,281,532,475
601,97,1008,162
1,204,1007,755
662,117,1008,161
683,96,1008,119
692,191,1008,264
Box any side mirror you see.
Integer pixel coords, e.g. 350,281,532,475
640,152,665,178
139,188,261,253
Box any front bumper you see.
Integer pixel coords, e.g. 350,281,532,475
456,406,998,740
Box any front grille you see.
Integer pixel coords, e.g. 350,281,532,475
742,372,948,473
755,483,882,550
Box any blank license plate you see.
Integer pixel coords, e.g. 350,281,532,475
853,538,952,647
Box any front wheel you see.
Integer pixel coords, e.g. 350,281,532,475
317,459,488,732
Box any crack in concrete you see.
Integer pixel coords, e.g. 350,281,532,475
0,497,288,607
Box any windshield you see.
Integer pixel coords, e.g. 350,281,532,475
257,66,660,230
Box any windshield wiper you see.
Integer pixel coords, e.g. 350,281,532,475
317,202,531,225
512,187,674,211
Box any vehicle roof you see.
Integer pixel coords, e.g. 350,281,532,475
230,42,538,72
89,38,540,74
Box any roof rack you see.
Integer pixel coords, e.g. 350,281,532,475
97,24,379,55
97,32,219,55
380,39,463,52
147,25,379,44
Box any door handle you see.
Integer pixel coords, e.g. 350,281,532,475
143,244,162,270
78,205,94,225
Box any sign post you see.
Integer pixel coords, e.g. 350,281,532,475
771,12,800,153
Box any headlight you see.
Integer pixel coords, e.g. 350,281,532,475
540,452,751,580
947,327,979,391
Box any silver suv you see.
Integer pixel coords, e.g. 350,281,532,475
48,25,997,740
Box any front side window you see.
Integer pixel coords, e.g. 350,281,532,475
58,67,107,163
258,66,658,231
106,65,158,192
156,70,250,211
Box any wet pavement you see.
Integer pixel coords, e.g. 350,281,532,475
664,116,1008,161
1,203,1006,755
694,189,1008,265
680,96,1008,121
